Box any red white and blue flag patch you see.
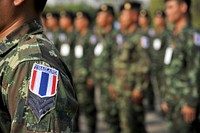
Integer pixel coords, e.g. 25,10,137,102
29,63,59,98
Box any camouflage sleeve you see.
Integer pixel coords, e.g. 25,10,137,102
4,61,77,132
181,34,200,108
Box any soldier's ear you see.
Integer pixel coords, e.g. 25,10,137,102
180,2,188,14
14,0,25,6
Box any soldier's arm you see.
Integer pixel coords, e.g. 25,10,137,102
4,61,77,132
181,33,200,108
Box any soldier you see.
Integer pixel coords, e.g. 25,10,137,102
149,10,169,112
161,0,200,133
58,11,75,74
109,1,148,133
139,9,155,111
93,4,120,133
73,11,96,133
45,11,60,50
0,0,78,132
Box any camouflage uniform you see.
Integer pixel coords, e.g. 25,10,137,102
149,27,169,97
139,27,156,111
58,30,75,75
0,19,78,133
73,29,96,133
92,26,120,133
113,28,149,133
161,23,200,133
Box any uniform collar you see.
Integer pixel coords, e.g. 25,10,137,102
0,18,43,55
173,22,192,36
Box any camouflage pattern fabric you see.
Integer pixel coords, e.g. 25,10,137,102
92,26,120,133
161,23,200,133
112,28,149,133
73,30,96,133
0,19,78,133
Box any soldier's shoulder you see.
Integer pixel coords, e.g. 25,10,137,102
17,34,50,59
17,33,72,80
17,33,64,67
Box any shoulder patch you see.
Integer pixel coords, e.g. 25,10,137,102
116,34,124,45
140,36,150,49
90,35,98,45
29,63,59,98
194,32,200,46
59,33,67,42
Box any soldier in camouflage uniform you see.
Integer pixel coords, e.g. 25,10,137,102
109,2,149,133
149,10,169,111
45,11,60,50
93,4,120,133
73,11,96,133
138,9,156,111
0,0,78,132
58,11,75,74
161,0,200,132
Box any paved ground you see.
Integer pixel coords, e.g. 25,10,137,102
78,87,169,133
145,111,168,133
79,110,169,133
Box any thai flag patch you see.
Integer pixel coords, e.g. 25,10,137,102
29,63,59,98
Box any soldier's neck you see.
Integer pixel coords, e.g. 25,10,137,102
156,25,165,33
66,26,73,33
79,28,88,36
127,24,138,34
140,25,149,32
174,16,188,35
104,24,113,33
0,18,26,41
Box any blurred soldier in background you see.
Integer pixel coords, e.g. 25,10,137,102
45,11,60,50
161,0,200,132
139,9,155,111
41,12,47,32
73,11,97,133
92,4,120,133
58,11,75,74
109,1,149,133
149,9,169,112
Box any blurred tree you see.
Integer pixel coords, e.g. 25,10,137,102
191,0,200,29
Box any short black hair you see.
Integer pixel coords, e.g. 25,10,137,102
34,0,47,13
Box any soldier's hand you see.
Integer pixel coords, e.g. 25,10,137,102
181,105,196,124
86,79,94,89
108,84,117,100
161,102,169,112
132,90,143,104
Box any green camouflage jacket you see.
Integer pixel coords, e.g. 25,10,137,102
73,30,94,84
162,23,200,108
0,19,78,133
112,28,149,97
92,26,118,86
149,28,170,74
57,30,76,75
